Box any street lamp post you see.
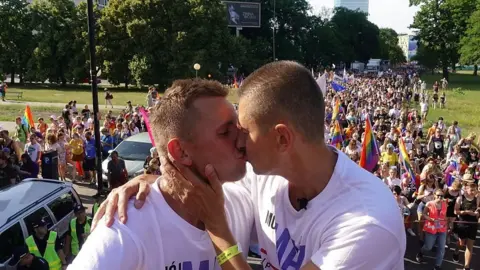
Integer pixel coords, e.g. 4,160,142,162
194,63,201,78
273,0,276,61
86,0,103,196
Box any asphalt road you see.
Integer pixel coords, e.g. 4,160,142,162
74,183,479,269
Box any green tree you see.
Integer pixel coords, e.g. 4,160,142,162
412,42,439,73
99,0,249,87
0,0,34,84
378,28,406,65
303,16,343,69
330,7,381,63
459,1,480,76
410,0,477,80
68,2,102,84
28,0,81,86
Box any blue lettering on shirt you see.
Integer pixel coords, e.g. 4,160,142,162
276,225,306,270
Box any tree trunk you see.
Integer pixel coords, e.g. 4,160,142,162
19,73,24,84
442,66,449,81
124,81,128,89
10,69,15,85
431,69,435,75
473,64,478,76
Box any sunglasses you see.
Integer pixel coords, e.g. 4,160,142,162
435,194,444,197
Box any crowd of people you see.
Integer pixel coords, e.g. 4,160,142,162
321,71,479,270
0,91,166,190
2,65,480,270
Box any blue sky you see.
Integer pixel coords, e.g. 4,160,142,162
308,0,420,34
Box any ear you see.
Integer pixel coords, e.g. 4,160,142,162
167,138,192,166
274,124,293,152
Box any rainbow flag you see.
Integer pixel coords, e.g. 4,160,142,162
330,121,343,149
139,107,155,147
22,105,35,130
332,99,340,121
359,117,379,172
398,138,416,184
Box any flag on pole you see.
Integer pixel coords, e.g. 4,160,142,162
331,82,346,92
359,117,380,172
398,138,416,184
316,72,327,96
330,121,343,149
22,105,35,130
332,99,341,121
139,107,155,147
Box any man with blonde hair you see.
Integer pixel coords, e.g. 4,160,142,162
95,61,406,269
68,79,254,270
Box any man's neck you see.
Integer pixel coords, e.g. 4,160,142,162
464,193,475,200
282,143,337,209
158,178,204,230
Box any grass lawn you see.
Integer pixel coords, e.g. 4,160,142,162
5,84,148,106
5,84,240,106
2,73,478,136
0,88,240,123
418,72,480,136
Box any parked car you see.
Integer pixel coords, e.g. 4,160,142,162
102,132,153,184
0,179,82,269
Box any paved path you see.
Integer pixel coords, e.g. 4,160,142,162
0,121,15,132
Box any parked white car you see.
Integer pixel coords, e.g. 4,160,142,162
0,179,82,269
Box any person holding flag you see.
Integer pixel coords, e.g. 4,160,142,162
359,117,379,173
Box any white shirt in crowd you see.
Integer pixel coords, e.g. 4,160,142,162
68,182,254,270
389,108,400,119
385,177,402,188
24,142,41,162
239,148,406,270
420,102,428,113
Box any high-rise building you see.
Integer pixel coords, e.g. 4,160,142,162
334,0,369,14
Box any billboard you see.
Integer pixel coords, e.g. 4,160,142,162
408,37,418,60
223,1,261,28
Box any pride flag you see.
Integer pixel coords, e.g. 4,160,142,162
332,99,340,121
22,105,35,130
359,117,379,172
139,107,155,146
330,121,343,149
398,138,416,184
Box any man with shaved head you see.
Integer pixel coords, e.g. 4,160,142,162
91,61,406,270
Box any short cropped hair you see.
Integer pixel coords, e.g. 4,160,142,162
150,79,228,156
239,61,325,142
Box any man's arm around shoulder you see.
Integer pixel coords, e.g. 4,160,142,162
68,220,140,270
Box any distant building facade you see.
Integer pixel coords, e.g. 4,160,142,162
398,34,417,62
334,0,369,13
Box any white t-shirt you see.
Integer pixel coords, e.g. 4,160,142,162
420,102,428,113
239,149,406,270
68,180,254,270
24,143,41,162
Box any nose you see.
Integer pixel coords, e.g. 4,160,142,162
235,130,246,156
